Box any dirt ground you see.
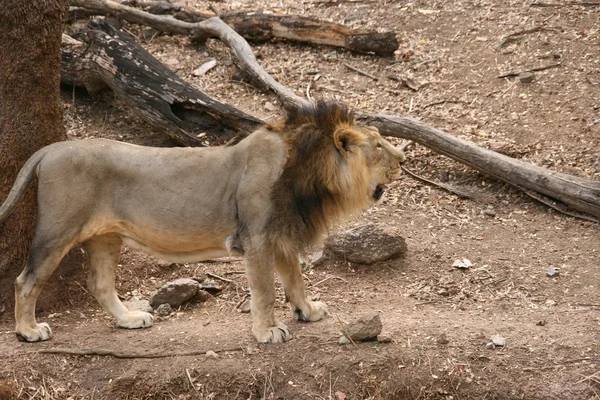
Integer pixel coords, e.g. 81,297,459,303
1,0,600,398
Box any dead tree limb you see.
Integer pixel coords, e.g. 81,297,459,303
61,21,261,146
69,0,399,56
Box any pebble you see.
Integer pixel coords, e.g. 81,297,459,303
238,298,251,313
340,312,382,341
155,303,172,317
519,72,534,83
149,278,199,308
205,350,219,359
377,333,392,343
338,336,351,345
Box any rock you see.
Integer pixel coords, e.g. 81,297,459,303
335,391,347,400
323,223,407,264
264,101,277,112
164,58,180,71
519,72,534,83
436,333,449,345
377,333,392,343
205,350,219,359
123,299,153,314
237,298,251,313
340,312,382,341
546,267,560,277
311,251,326,266
149,278,199,308
191,59,217,76
452,258,473,269
155,303,172,317
197,290,211,303
483,207,496,217
536,320,547,326
491,335,506,347
338,336,351,345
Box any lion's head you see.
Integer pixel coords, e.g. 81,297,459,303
267,101,406,259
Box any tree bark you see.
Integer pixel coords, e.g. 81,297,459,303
0,0,69,301
69,0,399,56
62,22,262,145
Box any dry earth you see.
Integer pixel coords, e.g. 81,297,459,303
1,0,600,399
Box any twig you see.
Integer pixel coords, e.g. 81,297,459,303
206,272,235,284
401,166,477,200
343,62,379,81
521,187,600,223
531,1,600,7
422,99,465,109
335,315,359,348
36,346,241,359
185,368,199,392
575,371,600,385
204,257,243,263
497,62,561,78
400,140,414,151
306,81,313,102
497,26,555,49
312,276,347,287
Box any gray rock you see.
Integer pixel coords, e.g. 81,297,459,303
340,312,382,341
338,336,351,345
519,72,534,83
149,278,199,308
324,223,407,264
377,333,392,343
155,303,172,317
123,299,153,314
237,298,251,313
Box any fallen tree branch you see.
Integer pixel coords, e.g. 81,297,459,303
401,166,480,200
37,346,241,359
69,0,399,55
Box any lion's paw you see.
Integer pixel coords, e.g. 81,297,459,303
253,322,292,343
294,301,329,322
117,311,154,329
16,322,52,342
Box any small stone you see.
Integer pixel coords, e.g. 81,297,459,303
123,299,153,314
164,58,180,70
546,267,560,277
246,345,254,355
205,350,219,359
491,335,506,347
197,290,211,303
338,336,351,345
149,278,199,308
452,258,473,269
519,72,534,83
191,59,217,76
536,320,547,326
238,298,251,313
311,251,327,266
485,342,495,349
483,208,496,217
437,333,449,345
545,299,556,306
199,282,223,295
264,101,277,112
155,303,172,317
340,312,382,342
335,391,347,400
377,333,392,343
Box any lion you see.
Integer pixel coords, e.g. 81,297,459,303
0,101,406,343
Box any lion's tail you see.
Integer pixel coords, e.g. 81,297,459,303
0,146,51,224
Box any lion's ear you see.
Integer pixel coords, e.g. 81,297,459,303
333,128,360,157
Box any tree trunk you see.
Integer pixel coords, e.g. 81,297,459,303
0,0,69,304
62,22,262,145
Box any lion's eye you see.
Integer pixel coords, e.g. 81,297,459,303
376,143,383,149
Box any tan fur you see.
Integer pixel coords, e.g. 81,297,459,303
0,101,405,344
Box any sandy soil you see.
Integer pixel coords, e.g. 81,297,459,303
1,0,599,399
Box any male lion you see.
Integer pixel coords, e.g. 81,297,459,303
0,101,405,343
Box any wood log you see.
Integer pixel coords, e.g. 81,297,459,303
61,21,262,146
69,0,399,56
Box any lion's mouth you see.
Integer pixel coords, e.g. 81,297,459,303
374,184,386,201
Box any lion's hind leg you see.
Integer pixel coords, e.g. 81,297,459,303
85,234,153,329
274,252,329,323
15,235,77,342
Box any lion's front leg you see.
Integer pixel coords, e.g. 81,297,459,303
274,253,329,323
244,248,292,343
